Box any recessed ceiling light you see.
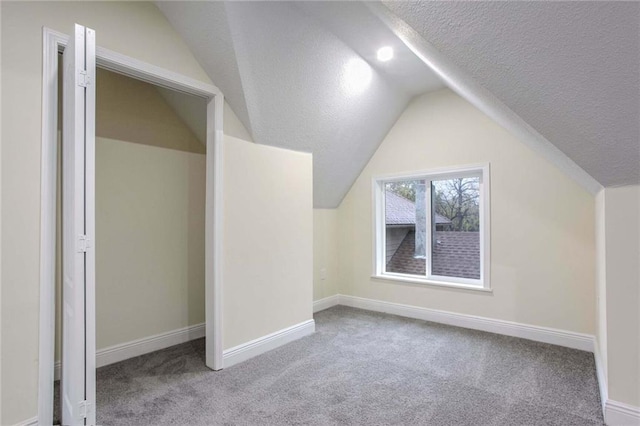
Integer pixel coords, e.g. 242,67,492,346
377,46,394,62
343,58,372,94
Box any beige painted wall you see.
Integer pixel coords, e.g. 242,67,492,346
96,68,205,154
595,189,608,384
336,89,596,334
95,138,206,348
224,102,253,143
0,2,249,423
602,185,640,407
313,209,340,301
223,136,313,349
55,69,206,361
54,135,206,361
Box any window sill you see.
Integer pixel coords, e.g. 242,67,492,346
371,274,492,293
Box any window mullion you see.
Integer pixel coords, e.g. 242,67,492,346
425,178,433,279
380,183,386,276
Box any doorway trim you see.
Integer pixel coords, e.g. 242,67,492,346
38,27,225,425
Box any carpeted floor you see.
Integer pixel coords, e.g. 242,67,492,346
55,306,604,425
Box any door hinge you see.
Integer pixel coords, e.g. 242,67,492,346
79,400,90,419
78,70,91,87
77,235,91,253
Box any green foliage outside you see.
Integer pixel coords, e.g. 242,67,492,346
385,180,420,202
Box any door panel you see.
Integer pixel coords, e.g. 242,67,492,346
62,23,96,426
83,26,97,426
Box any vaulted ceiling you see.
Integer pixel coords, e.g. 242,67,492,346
384,1,640,189
157,1,639,207
157,1,444,207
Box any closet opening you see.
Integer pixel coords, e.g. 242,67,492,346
52,56,209,424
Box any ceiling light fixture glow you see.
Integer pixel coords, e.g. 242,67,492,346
377,46,394,62
343,58,372,94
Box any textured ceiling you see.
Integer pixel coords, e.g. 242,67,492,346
158,1,638,203
292,2,443,97
157,1,445,207
156,2,252,136
384,1,640,188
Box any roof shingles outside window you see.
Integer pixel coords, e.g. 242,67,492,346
384,191,480,280
386,231,480,280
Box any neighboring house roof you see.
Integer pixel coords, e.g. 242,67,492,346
385,191,451,226
387,230,480,280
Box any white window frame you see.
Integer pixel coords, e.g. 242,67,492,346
372,163,491,292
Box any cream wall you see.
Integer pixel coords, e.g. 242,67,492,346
54,68,207,360
0,2,250,423
313,209,340,301
93,71,206,350
595,189,608,384
602,185,640,407
95,68,205,154
95,138,205,348
336,89,596,334
224,102,253,143
223,136,313,349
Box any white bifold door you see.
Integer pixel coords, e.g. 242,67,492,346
62,23,96,426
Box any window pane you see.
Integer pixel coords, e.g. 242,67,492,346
384,180,426,276
431,177,481,280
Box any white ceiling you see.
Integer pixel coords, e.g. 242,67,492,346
158,1,639,206
291,2,443,97
384,1,640,188
157,1,445,207
155,2,252,135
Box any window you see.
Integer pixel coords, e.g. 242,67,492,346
373,164,490,290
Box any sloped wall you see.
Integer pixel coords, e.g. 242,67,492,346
336,89,596,334
95,68,205,153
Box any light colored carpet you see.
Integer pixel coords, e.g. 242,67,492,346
55,306,604,425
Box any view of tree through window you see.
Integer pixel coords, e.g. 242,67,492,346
385,180,420,202
431,177,480,280
432,177,480,232
383,176,481,281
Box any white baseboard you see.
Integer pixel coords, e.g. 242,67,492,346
594,344,640,425
54,323,205,380
605,400,640,425
223,319,315,368
337,294,595,352
313,295,339,313
594,343,609,413
12,416,37,426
